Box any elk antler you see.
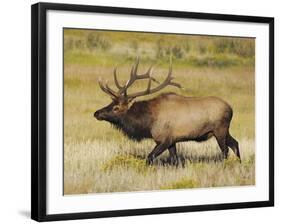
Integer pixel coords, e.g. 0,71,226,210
98,57,181,100
98,78,119,99
124,57,182,99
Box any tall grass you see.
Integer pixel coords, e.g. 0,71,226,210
64,138,255,194
63,29,255,194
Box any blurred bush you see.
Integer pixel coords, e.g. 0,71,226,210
86,33,112,51
64,29,255,68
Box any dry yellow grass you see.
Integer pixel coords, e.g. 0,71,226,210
63,65,255,195
64,138,254,194
63,29,255,195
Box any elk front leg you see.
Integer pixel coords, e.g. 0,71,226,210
168,144,179,166
146,143,169,165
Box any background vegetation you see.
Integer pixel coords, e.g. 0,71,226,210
63,29,255,194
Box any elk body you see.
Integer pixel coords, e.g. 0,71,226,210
94,59,241,166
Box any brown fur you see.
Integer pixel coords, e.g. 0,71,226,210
94,92,241,166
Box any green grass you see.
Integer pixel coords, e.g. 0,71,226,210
65,50,254,68
63,29,255,194
101,154,155,174
161,178,199,189
64,28,255,68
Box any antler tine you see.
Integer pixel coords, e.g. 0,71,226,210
127,65,135,86
169,55,172,77
146,73,152,93
133,56,140,77
98,78,119,98
112,57,159,98
113,67,124,90
126,57,140,87
169,80,182,88
125,58,182,99
105,82,118,96
126,60,159,87
137,65,151,79
100,57,179,101
169,57,182,87
98,78,109,94
167,56,182,88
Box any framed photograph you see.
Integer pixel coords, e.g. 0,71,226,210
31,2,274,222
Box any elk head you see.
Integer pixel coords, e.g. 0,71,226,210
93,57,181,122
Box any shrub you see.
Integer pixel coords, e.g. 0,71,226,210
223,156,241,169
130,40,139,52
188,55,241,68
171,45,184,59
160,178,198,190
86,33,112,51
183,41,191,53
197,42,208,54
231,39,255,57
156,46,184,59
75,39,84,49
64,38,74,52
101,154,155,173
213,38,255,57
213,38,232,54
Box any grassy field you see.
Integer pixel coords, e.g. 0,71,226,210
63,29,255,195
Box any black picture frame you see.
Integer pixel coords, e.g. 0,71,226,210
31,2,274,222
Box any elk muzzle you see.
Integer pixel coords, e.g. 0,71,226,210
93,110,104,120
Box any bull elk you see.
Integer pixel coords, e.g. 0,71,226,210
94,58,241,166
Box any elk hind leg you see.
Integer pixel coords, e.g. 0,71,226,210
227,134,241,162
214,128,229,160
168,144,179,166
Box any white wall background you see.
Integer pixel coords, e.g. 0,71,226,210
0,0,279,223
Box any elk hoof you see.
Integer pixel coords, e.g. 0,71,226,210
146,156,154,165
170,157,179,167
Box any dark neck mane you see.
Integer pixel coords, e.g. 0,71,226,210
111,101,153,141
